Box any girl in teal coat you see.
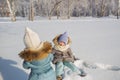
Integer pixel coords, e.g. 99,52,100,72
19,27,56,80
19,42,56,80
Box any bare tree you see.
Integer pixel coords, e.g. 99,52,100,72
29,0,34,21
67,0,74,19
6,0,16,21
48,0,62,20
3,0,120,19
117,0,120,19
99,0,106,17
67,0,70,19
37,0,41,15
0,2,7,17
56,0,61,19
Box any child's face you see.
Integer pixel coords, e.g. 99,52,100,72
58,41,66,46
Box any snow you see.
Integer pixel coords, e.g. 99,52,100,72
0,17,120,80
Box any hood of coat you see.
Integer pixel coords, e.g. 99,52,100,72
19,41,52,62
52,34,72,51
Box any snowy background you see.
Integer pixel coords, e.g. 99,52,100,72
0,17,120,80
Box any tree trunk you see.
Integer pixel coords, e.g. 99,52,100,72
6,0,16,21
67,0,70,19
101,0,105,17
56,0,60,19
37,0,41,16
117,0,120,19
91,0,96,17
56,7,60,19
49,1,62,20
29,0,34,21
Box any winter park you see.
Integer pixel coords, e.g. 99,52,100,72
0,0,120,80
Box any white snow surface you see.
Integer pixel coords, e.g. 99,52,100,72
0,17,120,80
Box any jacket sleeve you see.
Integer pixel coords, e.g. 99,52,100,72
23,61,30,69
23,61,41,69
51,48,56,54
49,53,54,61
64,48,74,62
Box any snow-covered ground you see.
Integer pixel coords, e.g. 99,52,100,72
0,17,120,80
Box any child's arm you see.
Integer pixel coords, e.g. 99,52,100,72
63,48,74,62
51,48,56,54
23,61,30,69
23,60,51,69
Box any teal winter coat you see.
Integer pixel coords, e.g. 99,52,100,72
23,54,56,80
19,42,56,80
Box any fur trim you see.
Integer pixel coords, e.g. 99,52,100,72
52,34,72,46
54,44,70,51
19,41,52,62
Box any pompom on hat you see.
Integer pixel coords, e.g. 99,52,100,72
24,27,43,49
58,32,68,45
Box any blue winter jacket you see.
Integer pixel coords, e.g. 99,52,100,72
23,54,56,80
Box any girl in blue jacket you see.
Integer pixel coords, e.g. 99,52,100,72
19,27,56,80
19,42,56,80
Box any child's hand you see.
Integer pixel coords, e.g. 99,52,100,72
63,58,66,61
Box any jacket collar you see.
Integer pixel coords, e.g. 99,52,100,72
19,41,52,61
52,34,72,51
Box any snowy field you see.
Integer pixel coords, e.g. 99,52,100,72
0,17,120,80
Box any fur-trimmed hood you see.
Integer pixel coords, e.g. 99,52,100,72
19,41,52,62
52,34,72,46
52,34,72,51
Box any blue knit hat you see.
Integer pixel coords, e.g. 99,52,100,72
58,32,68,45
